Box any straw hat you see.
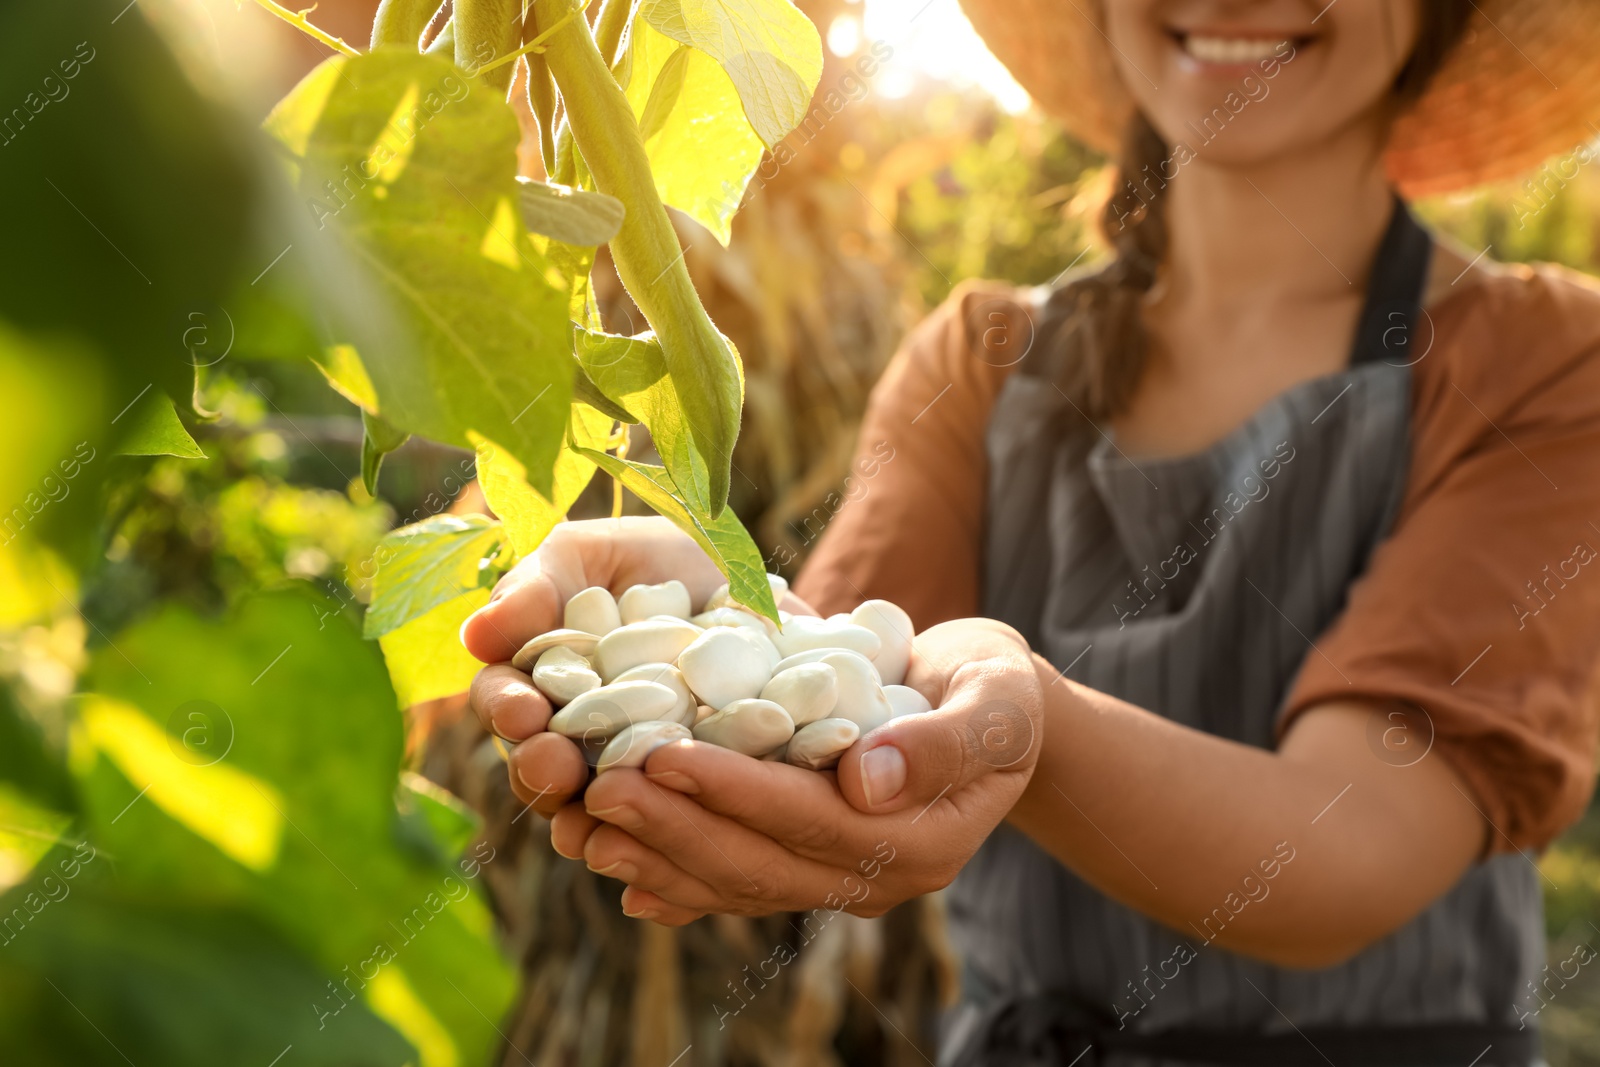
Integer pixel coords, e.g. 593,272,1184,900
957,0,1600,198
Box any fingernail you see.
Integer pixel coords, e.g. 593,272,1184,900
591,859,639,882
623,904,658,920
645,770,699,794
589,804,645,831
860,745,907,807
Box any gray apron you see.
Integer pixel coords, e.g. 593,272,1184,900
943,203,1545,1066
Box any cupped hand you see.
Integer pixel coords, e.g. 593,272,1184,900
564,617,1044,925
464,516,812,821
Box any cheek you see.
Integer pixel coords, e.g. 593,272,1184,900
1101,0,1170,87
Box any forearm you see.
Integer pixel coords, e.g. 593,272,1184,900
1007,654,1484,968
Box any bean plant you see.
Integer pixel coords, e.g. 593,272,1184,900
0,0,819,1061
262,0,823,706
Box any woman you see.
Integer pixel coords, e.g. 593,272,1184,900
465,1,1600,1062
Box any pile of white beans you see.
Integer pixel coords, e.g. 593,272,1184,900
511,576,928,774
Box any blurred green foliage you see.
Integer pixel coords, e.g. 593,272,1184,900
0,1,516,1063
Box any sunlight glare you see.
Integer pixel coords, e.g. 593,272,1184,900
861,0,1032,112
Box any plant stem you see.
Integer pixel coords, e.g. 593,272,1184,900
533,0,740,515
250,0,360,56
611,428,629,518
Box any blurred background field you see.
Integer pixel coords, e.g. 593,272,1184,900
3,0,1599,1063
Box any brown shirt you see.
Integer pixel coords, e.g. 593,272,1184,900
796,264,1600,853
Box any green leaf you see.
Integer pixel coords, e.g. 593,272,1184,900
116,392,207,459
81,593,516,1065
0,893,418,1067
361,408,412,496
0,0,253,457
268,49,574,496
471,401,611,556
572,363,640,424
637,43,692,141
364,514,505,638
314,343,380,412
0,781,71,888
622,20,765,246
639,0,824,148
397,771,480,861
379,589,491,706
516,178,626,246
575,450,779,623
576,327,710,506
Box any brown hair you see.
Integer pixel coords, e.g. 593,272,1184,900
1044,2,1473,420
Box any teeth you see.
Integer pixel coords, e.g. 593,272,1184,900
1183,35,1289,63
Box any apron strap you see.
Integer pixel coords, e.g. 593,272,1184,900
1348,195,1433,367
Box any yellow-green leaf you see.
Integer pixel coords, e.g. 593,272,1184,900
622,20,765,245
267,50,573,496
116,392,206,459
639,0,823,149
516,178,626,246
360,408,411,495
472,404,611,556
575,450,778,624
576,327,709,506
378,589,490,707
314,343,379,413
364,514,505,638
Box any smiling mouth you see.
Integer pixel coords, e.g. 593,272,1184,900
1169,30,1310,65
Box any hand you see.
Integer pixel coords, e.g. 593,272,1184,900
464,517,809,819
564,617,1044,925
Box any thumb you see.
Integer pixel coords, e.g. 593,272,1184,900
460,564,564,664
835,665,1040,814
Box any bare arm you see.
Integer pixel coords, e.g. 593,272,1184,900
1011,657,1488,968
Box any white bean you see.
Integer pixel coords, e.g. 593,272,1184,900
529,646,601,706
820,651,892,733
618,580,692,624
678,627,775,710
596,720,692,773
692,698,795,755
547,680,680,741
850,600,914,687
884,684,933,718
773,615,882,660
564,586,622,636
511,628,600,672
594,618,703,682
614,662,696,726
786,717,860,771
759,662,839,727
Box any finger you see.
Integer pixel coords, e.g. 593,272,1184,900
778,591,819,617
507,732,589,814
584,767,847,908
462,560,567,664
583,823,726,911
470,664,553,741
641,741,887,865
620,886,704,926
837,658,1041,814
549,803,601,859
